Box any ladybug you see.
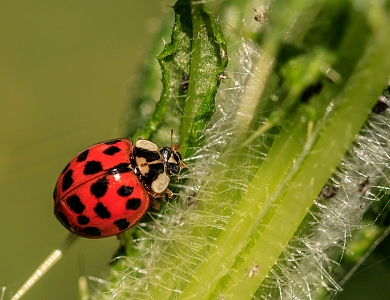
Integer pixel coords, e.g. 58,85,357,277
53,137,183,238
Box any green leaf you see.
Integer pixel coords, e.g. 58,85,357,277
134,0,227,154
179,2,228,157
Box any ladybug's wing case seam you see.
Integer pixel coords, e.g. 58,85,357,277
54,139,132,204
55,171,150,238
54,139,151,238
53,137,184,238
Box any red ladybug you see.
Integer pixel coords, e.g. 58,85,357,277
53,138,183,238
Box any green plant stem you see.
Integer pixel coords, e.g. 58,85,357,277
177,6,390,300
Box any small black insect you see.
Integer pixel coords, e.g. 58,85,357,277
253,8,268,24
217,72,228,83
300,82,323,103
319,185,337,199
372,83,390,114
358,177,370,198
180,74,190,94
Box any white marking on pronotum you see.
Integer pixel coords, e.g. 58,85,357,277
151,172,170,194
135,139,159,152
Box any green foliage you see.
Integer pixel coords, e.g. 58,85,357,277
133,0,227,157
96,0,390,299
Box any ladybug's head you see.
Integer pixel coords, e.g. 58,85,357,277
160,146,183,176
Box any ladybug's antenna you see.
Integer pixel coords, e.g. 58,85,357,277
170,129,174,148
170,129,181,152
11,233,78,300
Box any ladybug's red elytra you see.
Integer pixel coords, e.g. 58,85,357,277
53,138,183,238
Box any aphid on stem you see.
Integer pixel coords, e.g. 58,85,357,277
247,264,260,277
217,72,228,83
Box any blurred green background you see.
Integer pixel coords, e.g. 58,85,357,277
1,1,389,299
0,1,170,299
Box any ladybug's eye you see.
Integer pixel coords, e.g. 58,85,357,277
168,163,180,175
160,147,172,161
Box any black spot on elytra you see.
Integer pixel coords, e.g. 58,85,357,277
61,162,70,174
126,198,141,210
66,195,85,214
94,202,111,219
108,163,131,174
117,185,133,197
77,149,89,162
103,146,121,156
83,227,101,237
77,215,90,225
114,218,130,231
62,169,74,192
90,177,109,198
83,160,103,175
53,187,57,201
57,211,71,227
105,139,121,145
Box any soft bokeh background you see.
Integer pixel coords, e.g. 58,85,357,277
0,1,170,299
0,1,389,300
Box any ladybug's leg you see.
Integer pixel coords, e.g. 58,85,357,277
165,188,173,198
116,232,125,244
148,189,173,210
113,233,128,256
150,197,161,210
